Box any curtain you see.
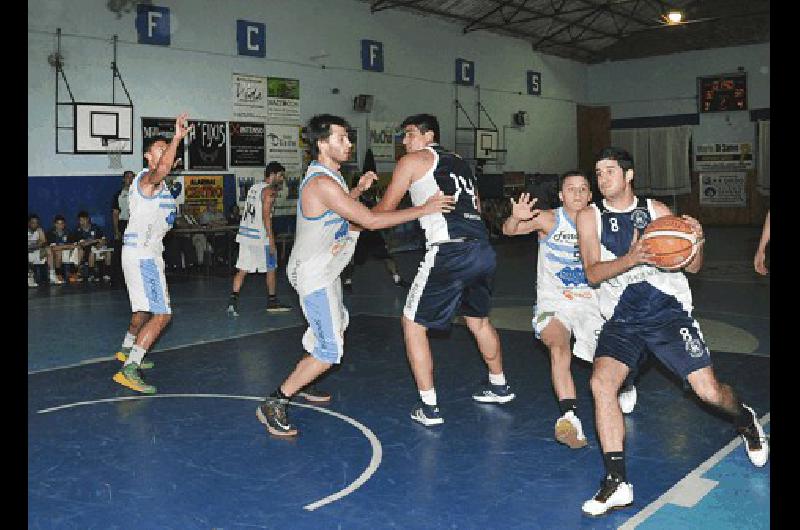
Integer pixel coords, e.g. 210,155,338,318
647,125,691,196
610,128,651,194
757,120,770,196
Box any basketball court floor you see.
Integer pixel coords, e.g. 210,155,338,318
28,226,770,529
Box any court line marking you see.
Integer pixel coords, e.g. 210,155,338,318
36,393,383,512
619,412,770,529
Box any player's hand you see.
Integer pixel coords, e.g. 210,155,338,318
625,229,655,267
510,192,539,220
681,215,704,245
357,171,378,192
174,112,193,140
421,191,456,215
754,249,768,275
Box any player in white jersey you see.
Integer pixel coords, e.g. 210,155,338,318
112,113,192,394
374,113,514,427
226,161,292,316
503,171,635,449
256,114,455,437
576,147,769,516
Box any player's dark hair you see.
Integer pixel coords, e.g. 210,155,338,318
29,213,40,222
401,114,440,142
265,161,286,176
559,170,590,190
77,210,90,219
123,170,135,178
595,146,634,172
54,214,66,223
144,135,168,153
304,115,351,158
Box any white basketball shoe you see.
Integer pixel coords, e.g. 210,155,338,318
739,404,769,467
618,385,637,414
555,410,588,449
582,475,634,516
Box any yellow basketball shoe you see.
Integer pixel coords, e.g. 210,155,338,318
113,363,156,394
115,349,154,369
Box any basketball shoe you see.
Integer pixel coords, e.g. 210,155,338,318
618,385,637,414
112,363,156,394
115,348,154,369
738,404,769,467
256,398,297,437
582,474,634,516
266,298,292,313
555,410,588,449
472,382,516,403
410,402,444,426
226,295,239,316
296,385,332,403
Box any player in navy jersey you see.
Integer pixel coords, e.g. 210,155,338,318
375,114,514,427
575,147,768,516
72,211,111,282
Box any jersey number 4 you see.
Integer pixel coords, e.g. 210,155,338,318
448,172,478,212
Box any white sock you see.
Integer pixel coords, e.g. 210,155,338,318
124,345,147,367
392,273,401,283
419,388,437,406
489,372,506,386
122,332,136,349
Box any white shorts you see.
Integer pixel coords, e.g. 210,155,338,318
58,247,80,265
533,290,603,363
299,281,349,364
28,249,47,265
91,247,113,259
235,242,277,273
122,251,171,314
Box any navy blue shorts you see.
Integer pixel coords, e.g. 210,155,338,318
403,239,496,330
595,312,711,381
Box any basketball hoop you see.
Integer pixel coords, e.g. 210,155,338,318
105,138,125,169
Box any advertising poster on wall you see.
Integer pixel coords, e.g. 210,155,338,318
187,120,227,170
265,125,302,216
394,131,405,161
235,169,264,208
694,143,754,171
233,73,268,120
230,121,266,167
368,121,395,161
142,117,185,171
345,128,359,166
267,77,300,124
699,172,747,207
184,175,224,215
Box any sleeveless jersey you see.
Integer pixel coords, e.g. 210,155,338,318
537,207,592,299
122,169,177,256
593,196,693,322
236,182,271,245
28,228,43,250
287,161,359,293
408,144,488,245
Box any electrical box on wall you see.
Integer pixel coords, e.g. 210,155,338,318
513,111,529,127
353,94,374,112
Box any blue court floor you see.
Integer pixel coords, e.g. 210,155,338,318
28,226,770,529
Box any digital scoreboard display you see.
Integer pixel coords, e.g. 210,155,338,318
698,73,747,112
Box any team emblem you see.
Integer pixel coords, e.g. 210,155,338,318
685,338,705,358
630,209,649,229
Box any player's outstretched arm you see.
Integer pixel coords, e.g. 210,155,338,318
502,192,549,236
313,176,454,230
143,112,193,189
754,210,770,275
374,151,427,213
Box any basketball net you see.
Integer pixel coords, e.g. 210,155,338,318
106,139,125,170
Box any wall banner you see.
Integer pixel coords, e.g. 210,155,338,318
369,121,395,161
233,73,268,120
699,172,747,207
184,175,224,215
267,77,300,124
142,117,185,171
230,121,266,167
187,120,227,170
694,143,754,171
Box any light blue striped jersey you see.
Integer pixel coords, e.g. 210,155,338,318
536,207,591,298
123,169,177,256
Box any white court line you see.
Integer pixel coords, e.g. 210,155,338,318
27,322,304,375
619,413,770,529
36,393,383,512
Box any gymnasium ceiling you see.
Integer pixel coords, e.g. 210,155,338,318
361,0,770,64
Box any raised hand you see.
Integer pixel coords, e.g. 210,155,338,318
357,171,379,192
422,191,456,215
510,192,539,220
174,112,193,140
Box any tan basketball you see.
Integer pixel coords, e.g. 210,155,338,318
641,215,699,270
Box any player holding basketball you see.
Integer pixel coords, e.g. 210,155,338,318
256,114,455,437
502,171,636,450
576,147,768,516
374,113,515,427
112,113,192,394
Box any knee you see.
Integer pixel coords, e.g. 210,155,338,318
690,373,722,403
155,313,172,327
589,370,617,399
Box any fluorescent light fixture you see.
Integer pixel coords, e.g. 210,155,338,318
666,10,683,24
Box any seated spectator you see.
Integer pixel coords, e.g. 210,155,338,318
164,213,200,271
46,214,79,284
72,211,112,282
28,214,50,287
226,204,241,226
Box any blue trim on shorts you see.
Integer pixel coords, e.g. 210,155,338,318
139,257,168,314
302,288,339,363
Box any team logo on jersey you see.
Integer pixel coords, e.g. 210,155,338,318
630,209,649,229
686,338,705,358
556,266,587,286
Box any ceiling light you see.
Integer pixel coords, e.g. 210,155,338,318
666,10,683,24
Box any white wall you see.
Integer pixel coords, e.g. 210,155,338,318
587,43,770,147
28,0,587,176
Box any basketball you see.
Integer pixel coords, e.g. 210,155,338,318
641,215,700,270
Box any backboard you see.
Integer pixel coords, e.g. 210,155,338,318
474,128,498,160
74,103,133,154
